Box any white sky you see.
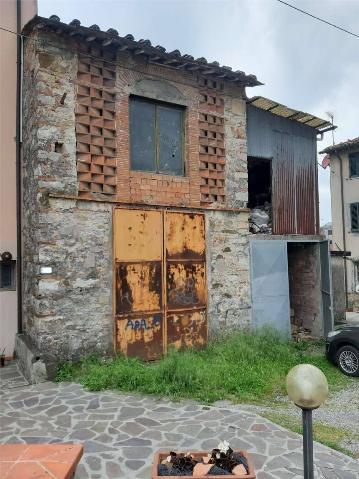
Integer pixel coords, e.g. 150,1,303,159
38,0,359,225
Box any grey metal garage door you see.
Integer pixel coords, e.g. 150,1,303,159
250,240,291,337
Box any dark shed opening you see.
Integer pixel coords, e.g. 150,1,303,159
287,242,321,337
248,157,272,208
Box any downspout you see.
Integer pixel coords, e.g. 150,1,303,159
16,0,23,334
336,152,349,310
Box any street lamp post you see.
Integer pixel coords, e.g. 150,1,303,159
286,364,329,479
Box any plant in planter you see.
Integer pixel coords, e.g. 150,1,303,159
0,348,5,368
152,441,256,478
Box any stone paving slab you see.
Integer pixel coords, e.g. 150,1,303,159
0,382,358,478
0,362,29,390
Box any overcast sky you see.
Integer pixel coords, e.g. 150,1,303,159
39,0,359,225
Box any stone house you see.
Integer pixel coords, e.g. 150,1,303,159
14,15,335,379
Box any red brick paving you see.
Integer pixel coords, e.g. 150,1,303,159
0,444,83,479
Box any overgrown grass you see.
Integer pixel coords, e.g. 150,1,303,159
56,329,351,403
261,411,357,457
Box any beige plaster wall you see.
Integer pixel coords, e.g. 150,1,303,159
330,149,359,297
0,0,37,356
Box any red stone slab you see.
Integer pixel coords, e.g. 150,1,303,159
0,444,83,479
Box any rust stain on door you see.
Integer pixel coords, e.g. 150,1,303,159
167,263,206,309
114,209,162,262
114,209,207,360
116,262,162,313
117,313,163,360
114,209,164,359
167,310,207,350
166,212,205,259
165,211,207,351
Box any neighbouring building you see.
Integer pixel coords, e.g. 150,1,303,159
0,0,37,359
321,138,359,314
320,222,333,246
7,14,335,379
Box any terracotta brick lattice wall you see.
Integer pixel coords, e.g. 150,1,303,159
198,78,226,206
75,46,117,198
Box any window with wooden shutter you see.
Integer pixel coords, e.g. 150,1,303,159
349,152,359,178
350,203,359,232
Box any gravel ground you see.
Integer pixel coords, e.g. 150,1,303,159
239,381,359,457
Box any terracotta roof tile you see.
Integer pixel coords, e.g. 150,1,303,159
23,15,262,87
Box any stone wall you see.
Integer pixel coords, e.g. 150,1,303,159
224,95,248,208
20,27,252,375
206,210,251,333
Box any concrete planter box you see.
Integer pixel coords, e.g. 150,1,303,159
152,450,256,478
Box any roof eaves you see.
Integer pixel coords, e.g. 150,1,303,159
247,96,336,133
319,137,359,154
22,15,263,88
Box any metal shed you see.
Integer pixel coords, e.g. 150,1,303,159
246,97,333,235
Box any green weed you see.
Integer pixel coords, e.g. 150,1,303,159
56,329,351,403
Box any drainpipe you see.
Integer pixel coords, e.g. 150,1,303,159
336,152,349,310
16,0,23,334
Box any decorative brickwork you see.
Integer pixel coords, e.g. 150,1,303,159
75,47,117,198
115,57,201,207
198,81,226,206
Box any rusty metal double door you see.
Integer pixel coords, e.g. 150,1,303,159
114,208,207,360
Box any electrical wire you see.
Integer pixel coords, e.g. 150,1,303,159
3,1,359,41
275,0,359,39
0,25,21,35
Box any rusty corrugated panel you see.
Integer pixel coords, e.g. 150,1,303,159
248,106,318,235
272,131,296,234
167,310,207,350
116,313,163,360
116,262,162,314
166,212,205,260
295,134,316,235
167,263,206,309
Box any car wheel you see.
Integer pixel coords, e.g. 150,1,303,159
336,345,359,377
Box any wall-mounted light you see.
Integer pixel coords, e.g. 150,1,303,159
40,266,53,275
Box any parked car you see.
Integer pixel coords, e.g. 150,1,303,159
326,326,359,377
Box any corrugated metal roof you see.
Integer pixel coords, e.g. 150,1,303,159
247,96,335,132
320,137,359,154
22,15,262,87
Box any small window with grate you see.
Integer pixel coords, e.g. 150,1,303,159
0,260,16,290
350,203,359,232
129,96,184,176
349,152,359,178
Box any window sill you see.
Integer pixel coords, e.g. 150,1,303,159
130,171,189,182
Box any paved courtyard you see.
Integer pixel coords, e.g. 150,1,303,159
0,375,358,478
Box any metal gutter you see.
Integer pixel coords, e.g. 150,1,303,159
16,0,23,334
337,152,349,310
